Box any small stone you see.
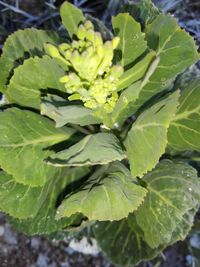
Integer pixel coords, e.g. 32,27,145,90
0,226,4,236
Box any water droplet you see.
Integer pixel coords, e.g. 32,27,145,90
161,77,166,82
188,188,192,192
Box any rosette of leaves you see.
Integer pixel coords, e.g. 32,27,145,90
0,0,200,266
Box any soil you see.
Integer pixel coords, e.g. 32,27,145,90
0,213,115,267
0,212,190,267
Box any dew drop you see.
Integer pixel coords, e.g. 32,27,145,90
188,188,192,192
161,77,166,82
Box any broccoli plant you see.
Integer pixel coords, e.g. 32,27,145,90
0,1,200,266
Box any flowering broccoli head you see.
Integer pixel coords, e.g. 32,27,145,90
44,20,123,113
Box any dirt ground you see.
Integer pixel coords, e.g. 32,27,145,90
0,212,190,267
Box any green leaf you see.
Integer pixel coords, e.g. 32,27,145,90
0,108,74,186
60,2,85,38
121,0,160,28
112,13,147,66
47,133,126,167
93,215,162,266
117,51,156,91
9,167,89,235
41,95,101,127
0,171,51,219
168,79,200,152
6,56,66,109
135,160,200,248
132,14,199,112
0,28,58,93
56,162,147,221
110,81,142,128
169,208,199,246
125,90,179,178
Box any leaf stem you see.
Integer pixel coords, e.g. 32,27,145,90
70,124,91,135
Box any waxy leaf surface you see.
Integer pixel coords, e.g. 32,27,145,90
47,133,126,167
0,171,51,219
125,91,179,178
168,79,200,152
9,167,89,234
93,215,162,266
0,108,74,186
60,2,85,38
6,56,66,109
112,13,147,66
111,81,142,127
56,162,147,221
41,95,101,127
135,160,200,248
0,28,58,93
117,51,155,91
132,14,199,112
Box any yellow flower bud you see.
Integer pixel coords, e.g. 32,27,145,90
44,43,60,58
112,37,120,49
77,25,86,40
59,76,69,83
68,93,81,101
59,43,71,53
84,20,94,30
44,43,70,69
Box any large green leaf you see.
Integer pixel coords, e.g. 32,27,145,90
169,208,199,246
93,215,162,266
0,171,50,219
0,108,74,186
56,162,147,221
9,167,89,235
0,28,58,93
112,13,147,66
168,79,200,153
117,51,155,91
125,90,179,178
135,160,200,248
6,56,66,109
121,0,160,28
60,2,85,38
41,95,101,127
94,209,198,267
47,133,126,167
132,14,199,112
110,81,142,128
